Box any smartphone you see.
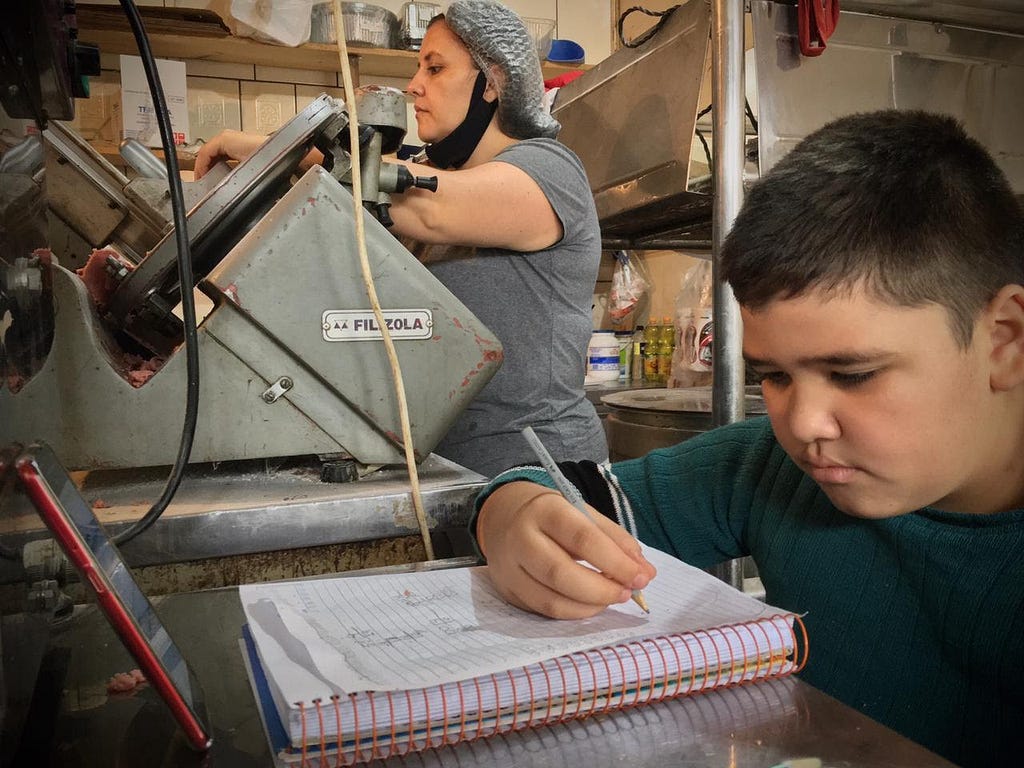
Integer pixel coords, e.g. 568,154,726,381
14,443,213,751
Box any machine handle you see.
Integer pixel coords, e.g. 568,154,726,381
393,165,438,194
413,175,438,192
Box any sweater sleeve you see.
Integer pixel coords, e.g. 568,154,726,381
468,460,618,561
472,417,790,570
609,417,787,567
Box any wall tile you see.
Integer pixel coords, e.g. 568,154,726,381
187,76,241,141
296,84,344,110
186,59,256,80
240,81,296,134
255,65,336,86
70,72,123,144
556,0,611,64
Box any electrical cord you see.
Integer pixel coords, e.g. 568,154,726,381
111,0,200,546
745,100,759,133
693,100,758,176
330,1,434,559
0,457,21,560
617,4,681,49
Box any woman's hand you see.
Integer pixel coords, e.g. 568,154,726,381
193,130,267,179
478,481,656,619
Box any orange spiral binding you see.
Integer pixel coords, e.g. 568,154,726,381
449,680,466,747
363,691,379,761
312,699,325,767
606,646,627,714
472,676,485,741
633,640,656,706
332,696,344,767
649,636,672,703
565,652,583,720
282,614,808,766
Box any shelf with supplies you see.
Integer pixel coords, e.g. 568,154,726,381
75,7,592,82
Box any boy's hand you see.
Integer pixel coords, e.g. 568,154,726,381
478,481,656,619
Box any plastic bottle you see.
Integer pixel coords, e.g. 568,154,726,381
643,317,662,383
657,316,675,385
688,308,714,373
585,330,620,383
614,331,633,382
630,325,646,382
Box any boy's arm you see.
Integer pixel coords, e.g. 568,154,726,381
475,418,782,618
476,480,656,620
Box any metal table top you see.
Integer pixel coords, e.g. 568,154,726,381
25,565,956,768
0,454,487,572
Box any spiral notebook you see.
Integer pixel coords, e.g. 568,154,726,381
239,547,807,766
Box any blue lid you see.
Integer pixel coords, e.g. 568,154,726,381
547,38,585,65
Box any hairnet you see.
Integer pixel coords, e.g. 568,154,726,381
443,0,560,140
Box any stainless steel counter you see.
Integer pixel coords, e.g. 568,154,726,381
585,381,663,426
0,455,487,585
19,564,957,768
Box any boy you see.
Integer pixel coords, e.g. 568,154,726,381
473,110,1024,768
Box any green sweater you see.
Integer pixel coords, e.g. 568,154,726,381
479,417,1024,767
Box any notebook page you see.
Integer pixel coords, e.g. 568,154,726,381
240,545,790,702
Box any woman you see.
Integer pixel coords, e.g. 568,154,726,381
194,0,607,477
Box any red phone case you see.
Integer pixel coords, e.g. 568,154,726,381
15,445,213,752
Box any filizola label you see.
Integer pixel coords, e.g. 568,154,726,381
322,309,434,341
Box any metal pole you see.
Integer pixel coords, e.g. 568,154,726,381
710,0,746,429
710,0,748,591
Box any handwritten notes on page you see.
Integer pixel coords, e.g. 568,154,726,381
239,545,787,705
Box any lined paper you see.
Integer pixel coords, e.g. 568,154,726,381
240,546,785,701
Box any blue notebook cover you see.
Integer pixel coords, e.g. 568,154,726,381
242,623,342,763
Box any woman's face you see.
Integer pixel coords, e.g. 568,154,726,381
407,20,487,144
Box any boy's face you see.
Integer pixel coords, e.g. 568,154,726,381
742,285,1010,517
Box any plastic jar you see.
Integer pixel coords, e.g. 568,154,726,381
586,331,620,383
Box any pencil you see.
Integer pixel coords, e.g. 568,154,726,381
521,427,650,614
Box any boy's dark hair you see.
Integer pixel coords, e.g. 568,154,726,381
721,110,1024,348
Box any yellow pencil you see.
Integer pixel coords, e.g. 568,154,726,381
521,427,650,614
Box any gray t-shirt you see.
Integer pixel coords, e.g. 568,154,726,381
427,138,607,477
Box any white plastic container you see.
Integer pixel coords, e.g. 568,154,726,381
310,2,399,47
585,330,620,384
399,2,441,50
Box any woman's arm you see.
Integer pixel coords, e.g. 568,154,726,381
193,129,324,178
388,158,564,252
194,132,562,253
193,130,266,178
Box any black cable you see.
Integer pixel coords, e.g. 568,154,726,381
617,4,681,48
0,462,21,560
690,98,757,174
745,98,759,133
694,128,712,170
111,0,199,546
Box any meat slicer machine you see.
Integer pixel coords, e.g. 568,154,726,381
1,91,503,471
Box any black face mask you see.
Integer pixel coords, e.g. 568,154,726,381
425,71,498,170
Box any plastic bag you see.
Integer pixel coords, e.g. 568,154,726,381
212,0,314,47
669,260,713,388
607,250,650,328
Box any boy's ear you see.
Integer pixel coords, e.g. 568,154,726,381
986,284,1024,391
